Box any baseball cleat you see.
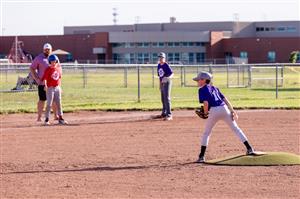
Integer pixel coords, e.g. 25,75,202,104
44,121,50,126
246,148,256,155
58,119,68,125
152,114,166,119
196,156,205,163
164,116,173,121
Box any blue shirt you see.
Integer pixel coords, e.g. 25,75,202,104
198,84,225,109
157,63,173,81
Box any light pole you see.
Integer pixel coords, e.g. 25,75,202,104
0,0,3,36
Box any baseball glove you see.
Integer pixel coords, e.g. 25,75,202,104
195,106,209,119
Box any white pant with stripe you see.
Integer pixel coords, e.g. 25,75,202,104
201,105,248,146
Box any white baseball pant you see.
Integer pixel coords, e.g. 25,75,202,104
201,105,248,146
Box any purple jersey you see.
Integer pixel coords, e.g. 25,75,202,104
30,53,49,83
157,63,173,81
198,84,225,108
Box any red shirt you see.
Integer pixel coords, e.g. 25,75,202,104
42,66,62,87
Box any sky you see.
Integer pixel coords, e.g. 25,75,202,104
0,0,299,36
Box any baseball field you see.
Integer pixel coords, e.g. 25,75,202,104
1,110,299,198
1,65,300,198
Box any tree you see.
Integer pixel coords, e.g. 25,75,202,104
289,51,299,63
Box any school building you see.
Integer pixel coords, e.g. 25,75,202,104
0,20,299,64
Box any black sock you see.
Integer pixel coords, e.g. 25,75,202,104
243,141,252,150
199,146,207,158
45,118,49,122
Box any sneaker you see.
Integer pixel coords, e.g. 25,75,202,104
153,114,166,119
58,119,68,125
44,119,50,126
196,156,205,163
246,148,256,155
164,115,173,121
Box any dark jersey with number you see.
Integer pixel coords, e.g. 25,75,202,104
198,84,225,109
157,63,173,81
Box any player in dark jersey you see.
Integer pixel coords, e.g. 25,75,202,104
157,52,173,121
193,71,256,163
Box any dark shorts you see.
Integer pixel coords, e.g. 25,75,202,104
38,85,47,101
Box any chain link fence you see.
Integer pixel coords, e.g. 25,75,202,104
1,63,300,113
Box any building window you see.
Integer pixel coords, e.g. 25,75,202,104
287,27,296,32
225,52,233,57
143,43,150,47
240,51,248,58
130,53,135,64
277,27,286,32
188,42,194,46
174,53,180,61
144,53,150,63
137,43,143,47
181,52,189,63
182,42,188,47
112,43,125,48
256,27,264,32
137,53,143,63
158,42,165,47
267,51,276,62
152,53,158,63
124,53,130,64
167,42,174,47
174,42,180,47
196,53,205,63
188,53,195,64
152,42,158,47
195,42,205,46
113,53,123,64
167,53,174,61
125,43,134,48
136,53,151,64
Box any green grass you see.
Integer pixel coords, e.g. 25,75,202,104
1,67,299,114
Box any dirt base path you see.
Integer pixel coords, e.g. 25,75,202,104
1,110,299,198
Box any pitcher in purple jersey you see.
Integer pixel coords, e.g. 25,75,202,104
193,71,256,163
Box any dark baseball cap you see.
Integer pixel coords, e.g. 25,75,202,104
193,71,213,81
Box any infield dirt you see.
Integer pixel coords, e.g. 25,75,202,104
1,110,299,198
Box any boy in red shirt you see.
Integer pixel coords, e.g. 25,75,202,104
42,54,67,125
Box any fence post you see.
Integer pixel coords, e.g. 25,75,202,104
242,65,245,86
237,65,240,86
124,67,128,88
180,66,184,87
281,66,284,86
248,65,252,88
226,64,229,88
137,65,141,103
152,65,155,88
5,65,8,82
82,65,87,88
209,64,213,74
275,65,278,99
183,66,186,87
